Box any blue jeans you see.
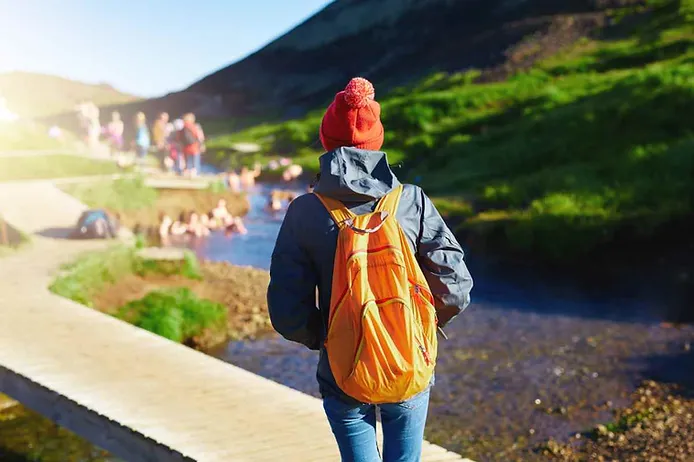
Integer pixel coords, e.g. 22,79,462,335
323,388,430,462
186,154,201,172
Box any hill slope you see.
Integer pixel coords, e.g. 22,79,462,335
208,0,694,264
0,72,139,118
189,0,641,117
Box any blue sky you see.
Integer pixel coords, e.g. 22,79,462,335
0,0,331,97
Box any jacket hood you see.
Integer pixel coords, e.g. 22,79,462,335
313,147,400,202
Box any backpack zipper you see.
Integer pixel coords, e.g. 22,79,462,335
413,283,438,325
412,284,433,366
418,344,432,366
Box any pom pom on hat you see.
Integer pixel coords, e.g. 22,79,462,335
320,77,384,152
343,77,375,109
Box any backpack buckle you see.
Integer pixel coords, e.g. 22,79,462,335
345,211,389,234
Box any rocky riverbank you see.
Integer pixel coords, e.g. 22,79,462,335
539,380,694,461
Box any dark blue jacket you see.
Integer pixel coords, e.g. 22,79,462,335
267,147,473,401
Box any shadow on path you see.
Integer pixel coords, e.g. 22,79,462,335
35,227,75,239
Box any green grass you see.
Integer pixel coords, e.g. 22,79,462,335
49,245,202,308
133,251,203,280
0,71,139,119
0,121,73,150
115,287,226,344
206,0,694,260
61,177,158,212
0,154,121,182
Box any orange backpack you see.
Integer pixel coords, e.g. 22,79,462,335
314,185,437,404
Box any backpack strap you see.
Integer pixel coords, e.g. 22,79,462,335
374,184,404,215
313,193,355,229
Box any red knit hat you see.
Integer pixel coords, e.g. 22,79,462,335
320,77,384,152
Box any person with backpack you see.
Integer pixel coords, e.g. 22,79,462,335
178,113,202,177
267,77,473,462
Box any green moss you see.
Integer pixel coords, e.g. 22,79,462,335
115,288,227,344
61,177,158,212
591,410,653,439
0,404,111,462
50,246,135,307
132,252,202,280
0,122,72,151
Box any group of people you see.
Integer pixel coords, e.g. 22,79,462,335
158,199,247,240
225,164,262,192
97,110,206,176
76,100,309,186
153,112,206,177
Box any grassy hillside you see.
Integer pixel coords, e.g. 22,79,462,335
0,120,74,150
189,0,634,118
0,72,139,118
207,0,694,261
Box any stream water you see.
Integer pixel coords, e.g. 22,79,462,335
183,183,289,270
188,182,694,460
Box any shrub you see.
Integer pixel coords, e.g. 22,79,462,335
115,288,227,343
132,251,202,280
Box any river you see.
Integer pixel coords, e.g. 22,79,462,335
183,182,694,460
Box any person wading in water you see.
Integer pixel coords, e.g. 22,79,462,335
267,77,473,462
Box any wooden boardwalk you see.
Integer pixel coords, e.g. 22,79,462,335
0,180,473,462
